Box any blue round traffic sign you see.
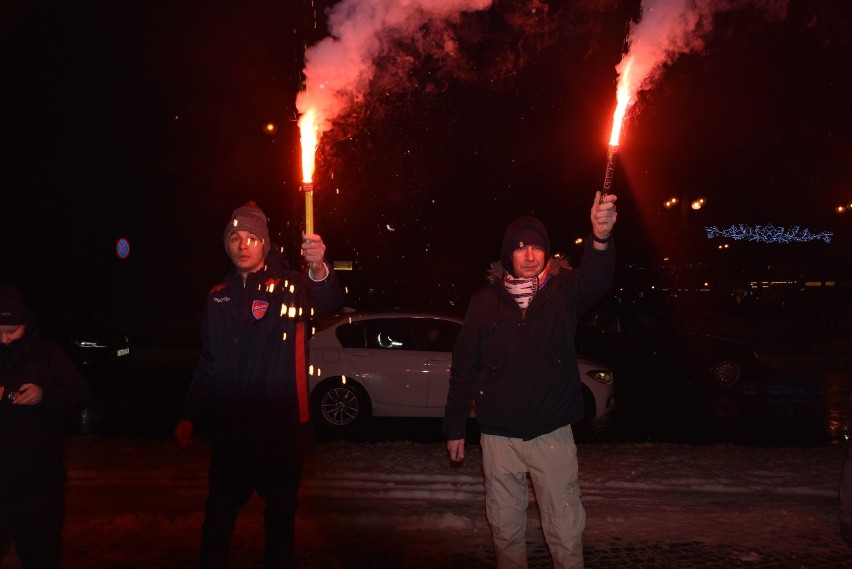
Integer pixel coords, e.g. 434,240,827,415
115,237,130,260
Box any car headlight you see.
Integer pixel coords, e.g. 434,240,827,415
586,369,613,385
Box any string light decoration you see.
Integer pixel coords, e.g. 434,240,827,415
705,224,833,244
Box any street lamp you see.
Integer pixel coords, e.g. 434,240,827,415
663,195,706,242
664,196,706,207
661,195,710,289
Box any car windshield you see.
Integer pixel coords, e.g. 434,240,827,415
579,302,675,337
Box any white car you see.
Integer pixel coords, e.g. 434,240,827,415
308,310,615,433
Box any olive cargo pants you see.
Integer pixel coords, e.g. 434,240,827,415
481,424,586,569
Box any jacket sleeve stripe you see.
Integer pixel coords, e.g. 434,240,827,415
295,321,310,423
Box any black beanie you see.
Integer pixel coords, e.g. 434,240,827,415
223,201,271,257
0,286,32,325
500,216,551,276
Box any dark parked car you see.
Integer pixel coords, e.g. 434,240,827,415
41,318,131,372
39,316,132,432
575,297,760,391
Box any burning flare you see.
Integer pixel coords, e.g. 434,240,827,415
299,108,319,234
609,57,635,147
601,57,635,197
299,108,319,186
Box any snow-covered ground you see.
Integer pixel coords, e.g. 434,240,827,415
2,434,850,568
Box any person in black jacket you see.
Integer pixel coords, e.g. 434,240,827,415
174,201,344,569
0,286,90,569
443,191,617,569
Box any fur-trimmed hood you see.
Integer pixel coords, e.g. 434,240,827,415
486,256,573,284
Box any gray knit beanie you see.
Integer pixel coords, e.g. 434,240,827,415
223,201,271,256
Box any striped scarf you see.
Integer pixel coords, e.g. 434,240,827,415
503,265,550,310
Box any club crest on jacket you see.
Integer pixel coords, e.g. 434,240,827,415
251,300,269,320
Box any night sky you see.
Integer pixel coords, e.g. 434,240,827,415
2,0,851,322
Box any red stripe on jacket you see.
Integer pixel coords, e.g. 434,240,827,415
295,322,309,423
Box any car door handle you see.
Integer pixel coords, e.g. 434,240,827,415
351,351,373,358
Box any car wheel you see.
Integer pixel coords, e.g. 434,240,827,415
710,358,742,387
66,392,104,434
582,384,597,423
76,406,101,434
312,378,372,433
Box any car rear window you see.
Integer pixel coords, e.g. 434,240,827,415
335,317,461,352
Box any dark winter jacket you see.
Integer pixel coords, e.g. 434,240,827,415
0,324,89,496
180,246,344,460
443,237,614,441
